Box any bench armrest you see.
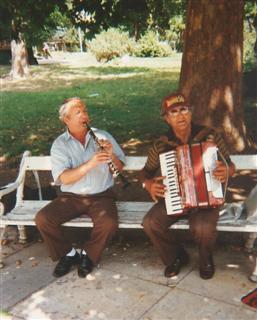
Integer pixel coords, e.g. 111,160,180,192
0,181,20,199
0,150,31,215
0,182,21,216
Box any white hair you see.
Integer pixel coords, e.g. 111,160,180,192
58,97,85,122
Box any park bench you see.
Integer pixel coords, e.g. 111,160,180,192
0,151,256,280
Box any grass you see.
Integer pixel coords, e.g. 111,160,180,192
0,65,180,159
1,57,256,162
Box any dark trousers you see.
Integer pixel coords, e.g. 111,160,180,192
35,189,118,264
142,201,219,267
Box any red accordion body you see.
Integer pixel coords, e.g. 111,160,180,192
159,141,224,215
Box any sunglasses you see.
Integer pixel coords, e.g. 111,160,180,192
166,106,191,117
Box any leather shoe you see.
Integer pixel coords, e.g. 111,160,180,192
78,254,94,278
53,252,80,278
164,249,189,278
199,256,215,280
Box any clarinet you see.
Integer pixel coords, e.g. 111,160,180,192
85,123,130,189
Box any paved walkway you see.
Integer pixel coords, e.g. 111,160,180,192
1,230,257,320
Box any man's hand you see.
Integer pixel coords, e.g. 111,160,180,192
98,139,113,157
212,160,228,183
89,150,110,169
144,176,166,202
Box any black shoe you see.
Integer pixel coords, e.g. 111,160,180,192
53,252,80,278
164,249,189,278
199,255,215,280
78,254,94,278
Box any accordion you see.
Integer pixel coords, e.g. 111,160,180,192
159,141,224,215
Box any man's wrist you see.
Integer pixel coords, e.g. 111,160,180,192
142,179,151,190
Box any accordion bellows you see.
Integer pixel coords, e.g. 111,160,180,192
160,142,224,215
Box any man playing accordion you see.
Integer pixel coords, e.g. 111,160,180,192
141,92,235,280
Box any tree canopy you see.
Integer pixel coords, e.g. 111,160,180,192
0,0,68,45
71,0,186,39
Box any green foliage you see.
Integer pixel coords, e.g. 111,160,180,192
134,30,172,57
72,0,186,40
165,15,185,52
0,0,69,46
147,0,186,36
88,28,135,62
243,21,257,72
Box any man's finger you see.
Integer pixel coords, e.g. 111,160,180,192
151,194,157,202
154,176,166,182
155,191,166,198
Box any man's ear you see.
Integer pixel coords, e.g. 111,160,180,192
163,114,168,123
63,115,70,126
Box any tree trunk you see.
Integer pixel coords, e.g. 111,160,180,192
10,38,29,79
179,0,247,152
27,46,38,65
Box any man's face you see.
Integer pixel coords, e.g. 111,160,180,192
164,106,192,131
64,105,90,130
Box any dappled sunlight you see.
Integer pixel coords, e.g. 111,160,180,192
226,170,257,203
209,89,220,110
224,86,234,112
1,68,165,92
230,44,242,73
214,34,223,48
28,134,38,141
226,264,240,269
17,290,51,320
222,115,245,151
1,54,181,92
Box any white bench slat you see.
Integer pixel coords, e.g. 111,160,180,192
8,201,154,215
1,200,256,232
23,155,257,172
231,155,257,170
23,156,148,171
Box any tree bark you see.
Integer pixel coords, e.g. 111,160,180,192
179,0,247,152
10,38,29,79
27,46,38,65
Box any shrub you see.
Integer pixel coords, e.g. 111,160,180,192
165,16,185,52
134,30,172,57
88,28,135,62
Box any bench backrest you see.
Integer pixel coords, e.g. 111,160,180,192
23,154,257,171
12,152,257,204
23,156,147,171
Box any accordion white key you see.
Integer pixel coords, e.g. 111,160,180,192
159,142,224,215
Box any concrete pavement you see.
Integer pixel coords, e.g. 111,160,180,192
1,230,257,320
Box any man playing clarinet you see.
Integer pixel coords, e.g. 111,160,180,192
35,97,126,278
141,92,235,279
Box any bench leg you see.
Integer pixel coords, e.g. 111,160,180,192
249,257,257,283
18,225,28,244
244,232,257,253
0,227,6,268
245,233,257,283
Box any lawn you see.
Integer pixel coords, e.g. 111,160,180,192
0,61,180,160
0,54,256,163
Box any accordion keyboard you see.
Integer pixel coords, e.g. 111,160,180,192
160,150,183,215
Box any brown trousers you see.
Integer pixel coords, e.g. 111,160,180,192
35,189,118,264
142,201,219,267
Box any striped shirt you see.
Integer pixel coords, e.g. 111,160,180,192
143,123,231,177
